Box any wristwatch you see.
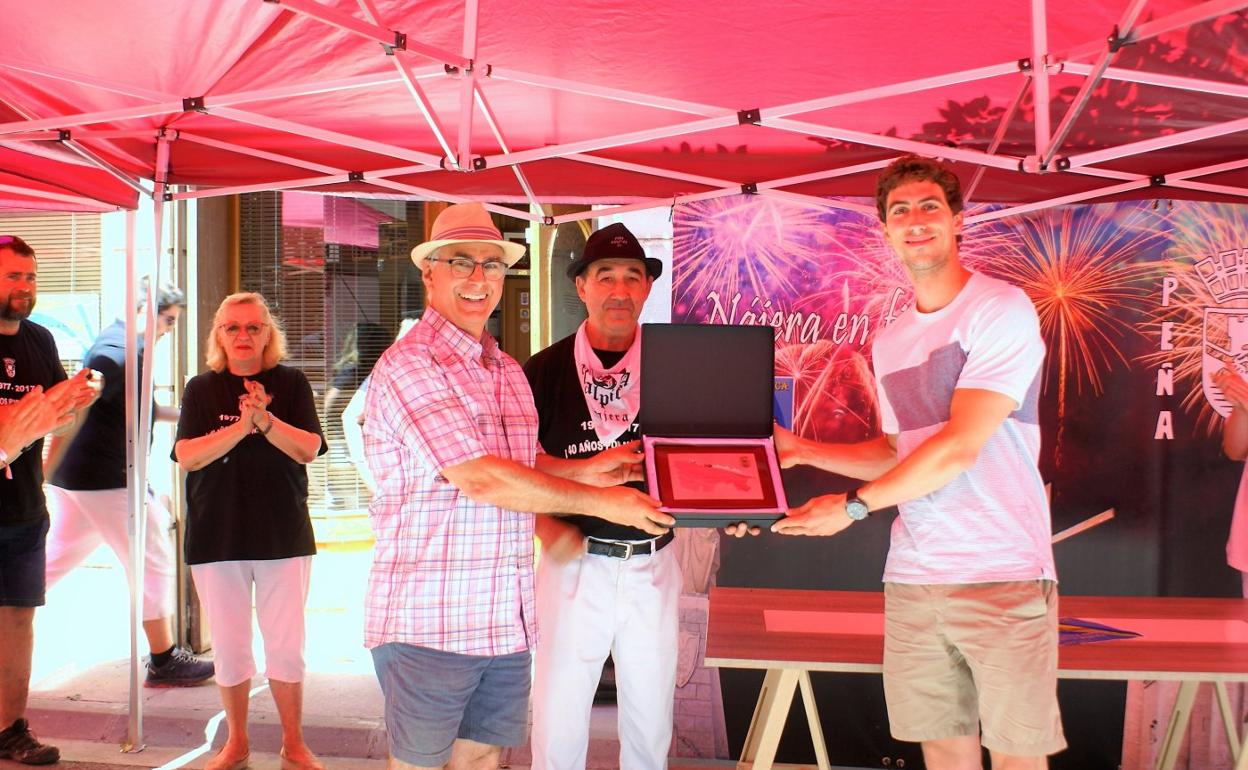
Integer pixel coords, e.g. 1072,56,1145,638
845,487,871,521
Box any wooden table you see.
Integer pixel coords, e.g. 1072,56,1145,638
706,587,1248,770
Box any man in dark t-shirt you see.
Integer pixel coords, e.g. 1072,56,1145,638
0,235,97,765
523,223,680,770
44,284,213,688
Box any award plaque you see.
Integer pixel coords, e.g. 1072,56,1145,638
640,324,788,527
644,437,786,522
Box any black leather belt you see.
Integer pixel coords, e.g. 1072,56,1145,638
586,531,675,560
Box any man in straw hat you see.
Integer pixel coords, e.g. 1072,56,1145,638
523,222,675,770
363,203,674,770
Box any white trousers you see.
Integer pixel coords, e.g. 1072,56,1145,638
190,556,312,686
45,485,175,621
531,540,682,770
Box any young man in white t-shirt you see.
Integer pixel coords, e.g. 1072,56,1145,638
741,156,1065,769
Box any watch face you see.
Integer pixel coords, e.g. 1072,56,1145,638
846,498,869,521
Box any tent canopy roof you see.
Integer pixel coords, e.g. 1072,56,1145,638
1,0,1245,222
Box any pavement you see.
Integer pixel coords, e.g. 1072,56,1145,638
18,541,654,770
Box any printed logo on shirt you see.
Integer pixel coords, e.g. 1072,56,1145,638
581,365,632,407
3,358,14,378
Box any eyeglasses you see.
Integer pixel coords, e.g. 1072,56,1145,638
428,256,507,280
219,322,267,338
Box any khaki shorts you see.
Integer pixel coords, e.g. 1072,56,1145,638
882,580,1067,757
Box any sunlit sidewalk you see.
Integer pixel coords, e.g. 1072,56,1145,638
29,544,387,763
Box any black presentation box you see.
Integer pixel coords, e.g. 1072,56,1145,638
640,323,787,528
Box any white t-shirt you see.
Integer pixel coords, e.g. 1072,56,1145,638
873,271,1056,584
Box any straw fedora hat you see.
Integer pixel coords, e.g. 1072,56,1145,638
410,202,527,267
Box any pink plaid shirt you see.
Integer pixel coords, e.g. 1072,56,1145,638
363,308,539,655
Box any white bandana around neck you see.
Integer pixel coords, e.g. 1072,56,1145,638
574,320,642,445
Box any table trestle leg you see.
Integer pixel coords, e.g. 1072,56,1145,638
739,668,800,770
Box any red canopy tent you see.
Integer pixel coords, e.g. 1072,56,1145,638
1,0,1245,755
1,0,1244,223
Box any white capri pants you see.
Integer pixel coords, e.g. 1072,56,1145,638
190,556,312,686
45,485,175,621
531,540,682,770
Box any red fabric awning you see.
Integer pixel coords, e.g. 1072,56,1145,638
1,0,1243,218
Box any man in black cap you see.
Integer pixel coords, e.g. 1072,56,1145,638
524,222,677,770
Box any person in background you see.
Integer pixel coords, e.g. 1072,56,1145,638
174,293,326,770
323,322,390,506
341,316,418,491
44,283,214,687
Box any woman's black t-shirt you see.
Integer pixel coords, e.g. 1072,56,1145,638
174,365,327,565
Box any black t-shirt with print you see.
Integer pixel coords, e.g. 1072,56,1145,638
174,365,327,565
523,333,650,541
51,320,150,491
0,322,68,524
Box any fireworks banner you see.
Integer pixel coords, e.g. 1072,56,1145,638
676,195,1248,766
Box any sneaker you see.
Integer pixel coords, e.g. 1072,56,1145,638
0,719,59,765
144,647,215,687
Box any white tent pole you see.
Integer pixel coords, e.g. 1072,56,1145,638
270,0,468,66
472,86,540,208
0,184,119,210
764,117,1023,171
758,159,895,190
176,133,344,175
756,189,880,218
490,67,732,117
60,143,149,196
126,134,171,753
1056,0,1248,61
1168,180,1248,199
765,61,1022,118
354,0,460,167
481,115,738,169
0,95,148,195
967,178,1152,223
388,54,459,167
0,59,174,102
0,95,151,173
1042,0,1151,167
1,60,444,115
214,70,443,106
550,190,741,224
567,153,735,189
209,107,445,167
966,77,1033,204
121,204,142,752
0,102,185,136
1064,62,1248,99
1167,157,1248,181
455,0,481,170
4,129,155,141
1030,0,1052,163
1069,115,1248,168
176,132,440,184
173,177,354,201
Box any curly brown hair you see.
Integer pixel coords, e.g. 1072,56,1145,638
875,155,964,222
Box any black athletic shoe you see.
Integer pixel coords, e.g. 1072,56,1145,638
0,719,60,765
144,647,215,687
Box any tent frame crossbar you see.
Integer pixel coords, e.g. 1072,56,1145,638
1,1,1245,214
1041,0,1152,167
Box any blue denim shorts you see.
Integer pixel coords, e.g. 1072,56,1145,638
0,517,49,607
370,642,531,766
